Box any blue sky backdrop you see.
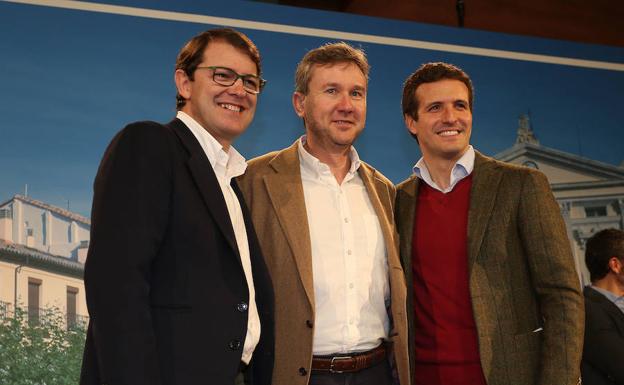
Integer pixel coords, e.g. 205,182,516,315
1,0,622,216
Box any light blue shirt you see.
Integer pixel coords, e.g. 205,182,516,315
413,146,476,193
591,285,624,314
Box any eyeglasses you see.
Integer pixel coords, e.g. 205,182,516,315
195,66,266,95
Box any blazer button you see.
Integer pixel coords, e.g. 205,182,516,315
237,302,248,312
229,340,241,350
299,367,307,376
306,320,313,328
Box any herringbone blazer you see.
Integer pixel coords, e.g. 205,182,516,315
238,141,410,385
395,151,583,385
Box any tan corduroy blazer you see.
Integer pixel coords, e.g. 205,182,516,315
395,151,584,385
238,141,410,385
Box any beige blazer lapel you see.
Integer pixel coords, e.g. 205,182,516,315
359,164,399,266
262,142,315,307
467,151,504,272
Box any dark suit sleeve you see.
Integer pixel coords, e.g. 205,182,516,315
583,296,624,384
517,170,584,385
84,122,173,385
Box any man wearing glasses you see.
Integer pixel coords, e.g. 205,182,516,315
238,42,410,385
80,28,274,385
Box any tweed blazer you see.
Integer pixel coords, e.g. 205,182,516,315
581,286,624,385
395,151,584,385
238,140,410,385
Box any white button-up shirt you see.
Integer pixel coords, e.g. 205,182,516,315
413,145,475,193
177,111,260,364
298,137,389,355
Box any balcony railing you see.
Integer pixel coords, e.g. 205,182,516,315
0,302,88,329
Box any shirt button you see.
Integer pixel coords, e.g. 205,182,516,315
237,302,248,312
344,217,349,223
349,319,354,325
349,283,354,289
228,340,241,350
347,249,352,255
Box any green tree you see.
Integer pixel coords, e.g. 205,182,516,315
0,306,86,385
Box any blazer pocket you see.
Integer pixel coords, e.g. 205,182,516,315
150,304,192,314
512,329,541,354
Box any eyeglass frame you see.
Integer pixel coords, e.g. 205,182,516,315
194,66,267,95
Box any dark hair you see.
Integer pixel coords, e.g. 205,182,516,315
401,62,474,122
175,28,261,110
585,228,624,282
294,42,369,95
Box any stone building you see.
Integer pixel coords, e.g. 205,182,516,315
496,115,624,285
0,194,89,327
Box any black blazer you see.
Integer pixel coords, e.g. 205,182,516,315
582,286,624,385
80,118,274,385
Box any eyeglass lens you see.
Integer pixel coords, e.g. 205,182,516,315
213,67,260,93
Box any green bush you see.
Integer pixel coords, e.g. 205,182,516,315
0,306,86,385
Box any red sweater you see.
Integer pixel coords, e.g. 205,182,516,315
412,176,487,385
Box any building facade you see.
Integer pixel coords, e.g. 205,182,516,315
496,115,624,285
0,194,89,327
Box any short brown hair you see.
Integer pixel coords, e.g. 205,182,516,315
402,62,474,121
294,42,369,94
585,228,624,282
175,28,262,110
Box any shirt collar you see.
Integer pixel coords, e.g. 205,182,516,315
176,111,247,179
297,135,361,180
591,285,624,313
413,145,475,193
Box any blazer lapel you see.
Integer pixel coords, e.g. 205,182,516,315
396,175,419,272
467,152,504,271
263,142,315,307
168,119,239,257
359,165,398,267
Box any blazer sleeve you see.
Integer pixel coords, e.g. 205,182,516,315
517,170,584,385
84,122,173,385
582,297,624,384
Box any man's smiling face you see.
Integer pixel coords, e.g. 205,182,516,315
406,78,472,163
176,39,258,148
293,62,367,153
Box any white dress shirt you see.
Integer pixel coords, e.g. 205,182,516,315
177,111,260,364
413,145,475,193
298,137,389,355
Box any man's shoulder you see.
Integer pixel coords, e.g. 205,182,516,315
396,174,418,192
246,142,299,174
359,161,393,188
114,120,175,143
475,151,549,182
247,150,283,170
584,286,614,305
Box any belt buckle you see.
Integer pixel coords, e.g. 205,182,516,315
329,355,353,374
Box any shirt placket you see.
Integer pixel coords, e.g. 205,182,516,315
337,182,358,350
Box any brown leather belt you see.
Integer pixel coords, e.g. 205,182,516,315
311,344,387,374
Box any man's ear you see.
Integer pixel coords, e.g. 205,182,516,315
609,257,623,274
175,69,192,101
292,92,306,118
405,114,418,136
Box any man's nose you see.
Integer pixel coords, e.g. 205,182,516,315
229,78,247,96
441,107,457,122
336,93,354,112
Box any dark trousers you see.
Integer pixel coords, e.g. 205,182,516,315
308,359,393,385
